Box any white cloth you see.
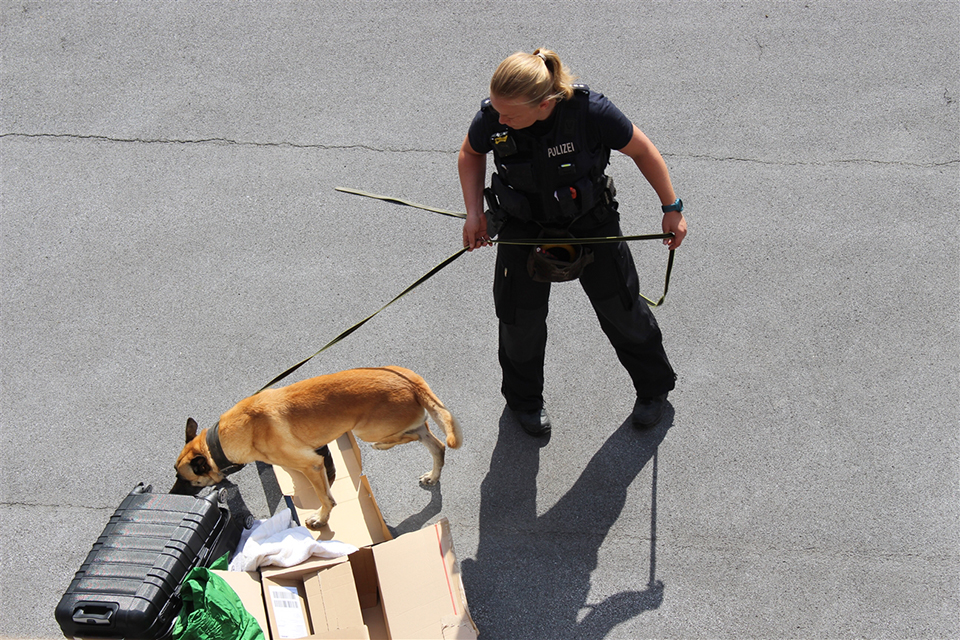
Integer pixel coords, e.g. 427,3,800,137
228,508,358,571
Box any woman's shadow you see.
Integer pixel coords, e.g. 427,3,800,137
461,406,671,639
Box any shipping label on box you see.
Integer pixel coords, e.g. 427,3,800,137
261,554,373,640
266,583,310,639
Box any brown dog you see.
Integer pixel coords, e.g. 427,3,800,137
172,366,462,529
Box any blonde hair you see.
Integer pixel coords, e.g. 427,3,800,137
490,48,577,104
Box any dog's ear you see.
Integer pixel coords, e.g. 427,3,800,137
185,418,198,443
190,455,211,476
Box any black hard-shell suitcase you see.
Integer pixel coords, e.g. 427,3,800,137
55,483,242,639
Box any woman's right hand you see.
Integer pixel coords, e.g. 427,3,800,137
463,210,490,251
458,135,490,251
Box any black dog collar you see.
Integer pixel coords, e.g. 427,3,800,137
205,423,246,476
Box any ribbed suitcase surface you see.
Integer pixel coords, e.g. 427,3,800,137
56,484,241,639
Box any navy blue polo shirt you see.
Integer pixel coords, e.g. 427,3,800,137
467,88,635,155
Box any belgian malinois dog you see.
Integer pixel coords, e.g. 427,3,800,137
173,366,461,529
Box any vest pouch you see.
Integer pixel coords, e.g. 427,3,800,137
483,188,507,237
572,175,597,212
491,131,519,156
604,175,616,202
557,162,577,180
492,171,533,221
555,175,619,227
500,161,537,192
553,186,579,218
554,173,617,219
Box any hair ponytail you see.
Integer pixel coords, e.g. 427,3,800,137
490,48,577,104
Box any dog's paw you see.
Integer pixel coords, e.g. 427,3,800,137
305,512,329,530
419,471,440,486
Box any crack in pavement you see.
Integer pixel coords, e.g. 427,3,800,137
0,132,403,153
2,132,958,168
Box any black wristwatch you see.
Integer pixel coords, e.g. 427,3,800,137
662,198,683,213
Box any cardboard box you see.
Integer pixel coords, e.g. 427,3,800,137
261,555,370,639
222,433,478,639
213,569,270,635
272,432,392,548
256,522,475,640
373,519,476,640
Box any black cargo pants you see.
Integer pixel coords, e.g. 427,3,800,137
493,213,676,411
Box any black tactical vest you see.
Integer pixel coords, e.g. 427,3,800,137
484,85,613,225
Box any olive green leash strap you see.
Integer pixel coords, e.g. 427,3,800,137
336,185,677,304
642,248,674,308
493,232,673,246
254,191,675,392
492,234,675,307
254,246,468,394
335,187,467,219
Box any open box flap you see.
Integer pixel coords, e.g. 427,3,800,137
372,518,478,639
272,433,391,547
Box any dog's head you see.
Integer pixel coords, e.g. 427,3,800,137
171,417,225,494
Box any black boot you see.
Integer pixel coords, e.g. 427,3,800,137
631,395,666,429
511,407,552,437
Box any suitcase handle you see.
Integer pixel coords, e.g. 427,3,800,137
72,603,117,625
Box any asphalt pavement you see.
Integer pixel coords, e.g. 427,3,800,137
2,2,958,638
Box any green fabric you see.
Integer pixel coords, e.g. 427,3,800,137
172,567,265,640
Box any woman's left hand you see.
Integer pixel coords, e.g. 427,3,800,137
662,211,687,249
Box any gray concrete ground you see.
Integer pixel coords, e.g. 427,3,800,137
2,1,958,638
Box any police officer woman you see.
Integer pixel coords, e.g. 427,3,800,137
459,48,686,435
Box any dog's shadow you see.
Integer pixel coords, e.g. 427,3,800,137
246,454,442,536
461,406,670,639
389,482,443,537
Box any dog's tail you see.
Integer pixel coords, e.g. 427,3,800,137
414,377,462,449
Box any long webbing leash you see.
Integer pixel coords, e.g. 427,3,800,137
493,234,675,307
252,188,675,394
335,187,467,219
338,187,676,306
254,245,468,394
